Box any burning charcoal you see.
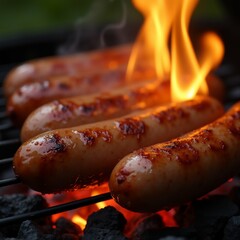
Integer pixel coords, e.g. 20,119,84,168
17,220,47,240
0,194,48,218
83,206,128,240
84,206,126,231
0,194,50,237
223,216,240,240
191,195,239,239
54,217,82,237
131,214,164,240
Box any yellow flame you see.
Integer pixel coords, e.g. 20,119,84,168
72,215,87,229
128,0,224,102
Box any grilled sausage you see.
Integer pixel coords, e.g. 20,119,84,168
13,96,224,194
20,73,225,141
109,101,240,213
20,80,170,141
7,65,157,127
4,44,131,97
7,66,127,126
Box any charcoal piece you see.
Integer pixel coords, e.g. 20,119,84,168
17,220,46,240
54,217,82,236
223,215,240,240
0,194,51,237
82,228,127,240
83,206,128,240
191,195,239,239
131,214,164,240
0,194,48,218
84,206,126,231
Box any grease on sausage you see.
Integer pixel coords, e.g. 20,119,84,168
13,96,224,194
109,101,240,213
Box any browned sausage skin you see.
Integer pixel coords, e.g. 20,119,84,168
7,65,158,127
4,44,131,97
20,80,170,141
7,66,127,126
13,96,224,194
109,101,240,213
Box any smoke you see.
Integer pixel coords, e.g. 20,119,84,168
58,0,136,55
99,0,128,47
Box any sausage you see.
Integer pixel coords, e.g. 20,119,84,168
20,80,171,141
7,66,127,126
3,44,131,97
20,74,225,141
109,101,240,213
7,65,157,126
13,96,224,194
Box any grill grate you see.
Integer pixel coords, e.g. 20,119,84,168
1,22,240,227
1,62,240,226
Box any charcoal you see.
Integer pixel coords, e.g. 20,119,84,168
191,195,239,239
131,214,164,240
17,220,46,240
83,206,128,240
82,228,127,240
223,215,240,240
84,206,126,231
54,217,82,237
0,194,50,237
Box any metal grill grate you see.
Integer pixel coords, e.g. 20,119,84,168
0,22,240,227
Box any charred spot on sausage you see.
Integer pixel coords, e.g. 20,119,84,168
76,128,113,146
152,106,189,123
116,118,146,140
44,134,67,153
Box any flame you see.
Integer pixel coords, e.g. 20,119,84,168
127,0,224,102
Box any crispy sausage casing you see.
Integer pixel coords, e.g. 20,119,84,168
109,101,240,213
7,66,127,126
20,80,170,142
13,96,223,194
4,44,131,97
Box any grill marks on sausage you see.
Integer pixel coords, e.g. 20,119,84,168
52,95,128,120
151,98,214,124
116,118,146,140
152,106,189,123
224,109,240,137
45,134,67,153
75,128,113,146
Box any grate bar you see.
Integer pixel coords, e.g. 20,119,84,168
0,157,13,165
0,177,20,187
0,192,112,227
0,122,14,131
0,138,20,146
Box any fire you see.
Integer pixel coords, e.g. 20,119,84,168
45,0,225,233
127,0,224,102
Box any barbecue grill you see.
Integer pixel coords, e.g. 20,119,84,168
1,18,240,239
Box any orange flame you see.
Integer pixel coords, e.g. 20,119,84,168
127,0,224,102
